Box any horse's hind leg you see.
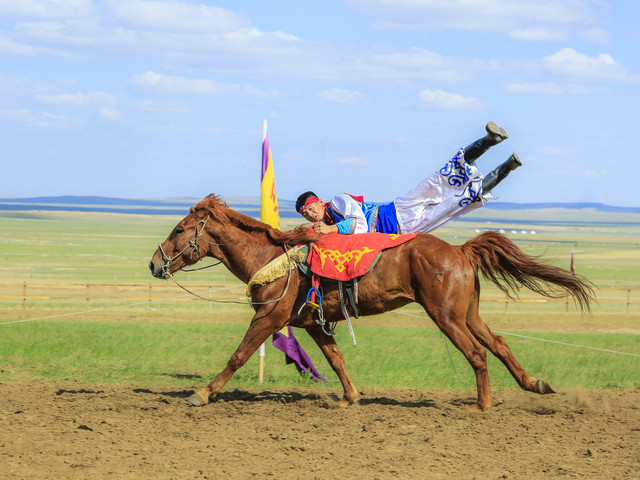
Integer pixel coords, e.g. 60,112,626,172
465,294,555,395
418,299,492,411
305,325,358,406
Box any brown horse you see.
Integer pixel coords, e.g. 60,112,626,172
149,194,594,411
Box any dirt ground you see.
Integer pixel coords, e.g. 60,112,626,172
1,383,638,479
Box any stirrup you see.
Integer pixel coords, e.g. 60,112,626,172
297,286,322,315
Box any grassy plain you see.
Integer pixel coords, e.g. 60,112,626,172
0,206,638,392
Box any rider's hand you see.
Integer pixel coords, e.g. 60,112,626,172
313,222,339,235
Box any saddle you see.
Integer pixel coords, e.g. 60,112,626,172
303,232,417,344
247,232,418,345
306,232,417,280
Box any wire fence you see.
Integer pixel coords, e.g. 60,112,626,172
1,281,639,315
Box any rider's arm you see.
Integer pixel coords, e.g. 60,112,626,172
329,194,368,234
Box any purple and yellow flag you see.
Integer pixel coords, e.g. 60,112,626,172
261,120,323,380
272,326,326,381
261,120,279,229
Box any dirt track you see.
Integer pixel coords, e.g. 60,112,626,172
1,383,638,479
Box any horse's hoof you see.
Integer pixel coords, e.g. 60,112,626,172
338,396,358,408
469,403,490,412
186,389,210,406
536,379,555,395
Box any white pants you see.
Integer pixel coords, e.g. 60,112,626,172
394,148,490,234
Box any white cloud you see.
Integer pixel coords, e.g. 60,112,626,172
0,75,58,98
98,107,123,120
105,0,249,34
129,71,278,99
509,27,567,42
242,85,284,100
0,108,72,128
542,48,638,82
130,71,231,96
504,81,609,95
0,0,93,20
579,28,612,44
344,0,607,42
417,89,483,111
504,82,565,95
0,1,630,106
317,88,371,105
131,100,192,114
34,91,117,107
0,3,492,87
367,47,487,83
0,34,49,55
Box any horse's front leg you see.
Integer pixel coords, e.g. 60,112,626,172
187,312,285,406
305,324,358,406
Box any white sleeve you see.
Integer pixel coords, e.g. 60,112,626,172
330,194,369,234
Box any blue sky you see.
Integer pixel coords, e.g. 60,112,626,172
1,0,638,206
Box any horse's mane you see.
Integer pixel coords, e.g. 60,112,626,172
194,194,318,247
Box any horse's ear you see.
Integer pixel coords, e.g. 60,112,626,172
189,206,196,214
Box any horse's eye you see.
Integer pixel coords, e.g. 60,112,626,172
175,226,185,235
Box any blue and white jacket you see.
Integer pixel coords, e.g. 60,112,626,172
325,193,399,234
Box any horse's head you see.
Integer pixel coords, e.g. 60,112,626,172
149,195,225,279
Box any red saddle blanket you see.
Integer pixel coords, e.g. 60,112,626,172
307,232,418,281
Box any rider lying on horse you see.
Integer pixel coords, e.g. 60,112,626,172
296,122,521,236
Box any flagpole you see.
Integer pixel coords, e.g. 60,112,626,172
258,343,265,383
258,120,321,382
258,119,268,383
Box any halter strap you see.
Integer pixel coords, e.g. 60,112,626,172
157,215,213,275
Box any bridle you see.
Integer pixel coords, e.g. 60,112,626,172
157,215,221,277
156,214,294,306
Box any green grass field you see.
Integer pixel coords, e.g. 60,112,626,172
0,207,638,392
1,319,638,390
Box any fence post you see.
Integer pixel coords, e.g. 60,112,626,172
627,289,631,314
86,284,90,309
148,284,152,309
23,281,27,310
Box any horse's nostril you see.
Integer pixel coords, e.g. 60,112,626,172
149,261,155,272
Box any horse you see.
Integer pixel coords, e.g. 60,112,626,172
149,194,594,411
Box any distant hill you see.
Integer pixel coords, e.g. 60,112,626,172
0,195,638,217
0,195,299,217
479,202,640,214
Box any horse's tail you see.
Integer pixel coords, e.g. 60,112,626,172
461,231,595,312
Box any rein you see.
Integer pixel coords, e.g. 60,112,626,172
167,245,295,306
181,262,222,272
158,215,295,306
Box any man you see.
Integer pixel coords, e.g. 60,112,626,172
296,122,521,235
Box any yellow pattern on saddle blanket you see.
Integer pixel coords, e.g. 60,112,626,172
314,245,375,272
246,233,417,294
308,232,418,281
246,247,307,296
